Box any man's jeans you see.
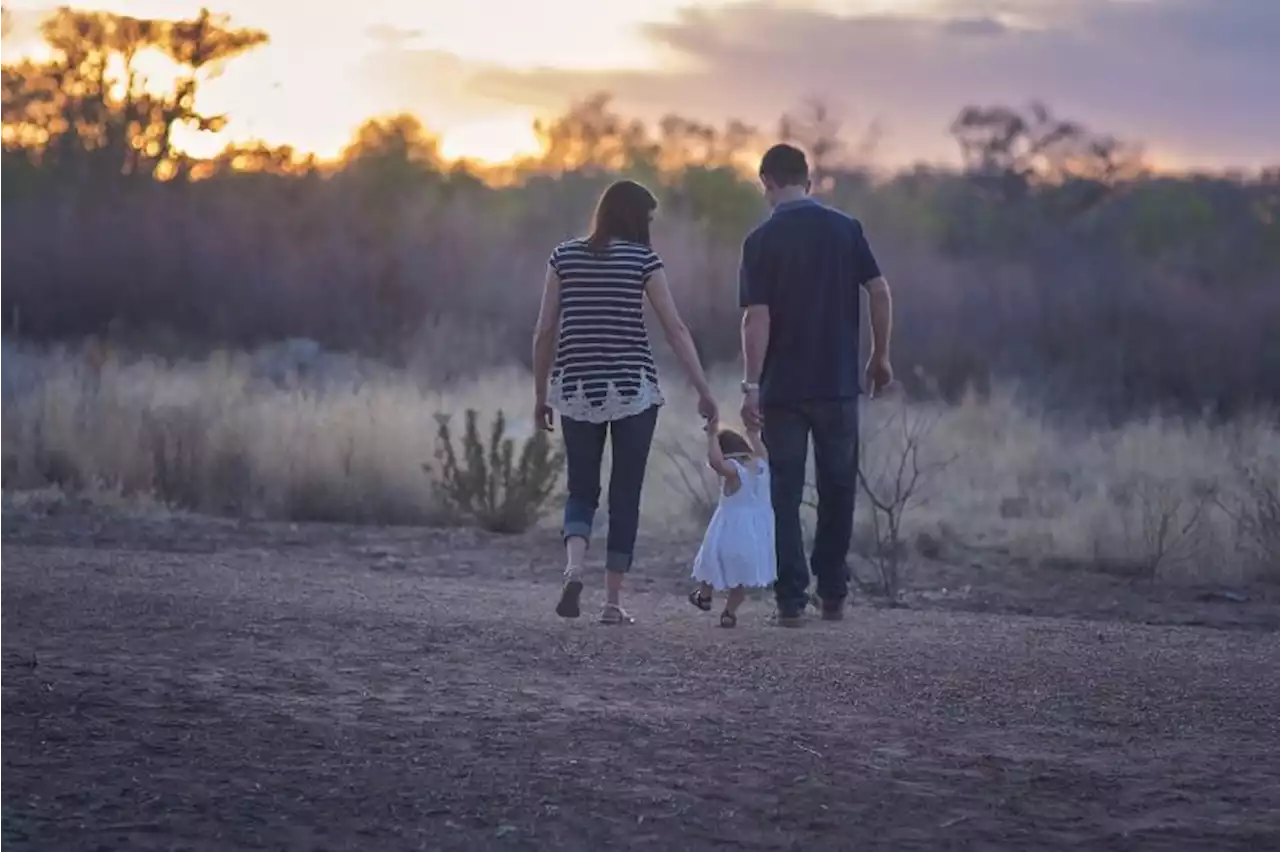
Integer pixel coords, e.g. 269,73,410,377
560,405,659,573
763,399,859,613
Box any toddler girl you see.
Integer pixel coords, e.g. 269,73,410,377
687,416,776,627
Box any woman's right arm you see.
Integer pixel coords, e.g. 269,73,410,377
644,268,715,406
532,263,561,407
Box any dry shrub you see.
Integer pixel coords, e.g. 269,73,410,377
430,409,563,533
856,395,958,601
1217,449,1280,582
1056,419,1236,582
1236,466,1280,580
1098,472,1218,579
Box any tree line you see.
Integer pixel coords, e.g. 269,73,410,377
3,6,1278,418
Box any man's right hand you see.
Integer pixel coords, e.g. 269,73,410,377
865,353,893,398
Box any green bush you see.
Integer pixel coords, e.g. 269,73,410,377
432,409,564,533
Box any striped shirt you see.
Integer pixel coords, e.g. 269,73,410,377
547,238,665,423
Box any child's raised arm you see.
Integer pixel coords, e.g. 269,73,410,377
705,419,740,483
746,427,768,460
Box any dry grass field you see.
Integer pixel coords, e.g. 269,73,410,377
4,346,1277,585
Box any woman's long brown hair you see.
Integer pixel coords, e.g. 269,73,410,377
586,179,658,252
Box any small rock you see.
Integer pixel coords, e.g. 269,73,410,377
1196,589,1250,604
999,496,1031,519
915,531,943,560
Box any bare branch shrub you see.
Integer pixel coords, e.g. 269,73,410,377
430,409,563,533
1106,473,1217,579
856,398,958,603
1217,456,1280,581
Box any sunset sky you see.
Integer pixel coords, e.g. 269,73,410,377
3,0,1277,169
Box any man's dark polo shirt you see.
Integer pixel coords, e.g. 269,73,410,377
738,198,883,407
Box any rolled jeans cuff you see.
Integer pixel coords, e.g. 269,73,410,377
562,520,592,544
605,550,633,573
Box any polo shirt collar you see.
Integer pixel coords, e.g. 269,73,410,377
771,197,820,216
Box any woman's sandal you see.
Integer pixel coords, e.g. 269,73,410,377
556,577,584,619
688,589,712,612
719,610,738,629
599,604,635,625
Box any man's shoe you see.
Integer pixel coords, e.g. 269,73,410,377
776,607,806,628
810,593,846,620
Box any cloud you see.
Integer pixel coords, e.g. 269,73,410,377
357,47,521,129
940,16,1009,38
456,0,1280,168
364,24,425,48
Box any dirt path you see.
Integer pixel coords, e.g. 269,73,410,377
4,514,1279,851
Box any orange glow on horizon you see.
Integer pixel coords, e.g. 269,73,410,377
437,114,542,166
0,0,720,164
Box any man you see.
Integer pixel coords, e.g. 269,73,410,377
738,143,894,627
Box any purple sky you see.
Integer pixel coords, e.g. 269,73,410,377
370,0,1280,168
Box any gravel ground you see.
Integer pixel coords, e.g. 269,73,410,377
3,509,1279,851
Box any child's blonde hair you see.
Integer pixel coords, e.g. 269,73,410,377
717,427,753,458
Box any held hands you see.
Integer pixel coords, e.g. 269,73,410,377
696,388,719,427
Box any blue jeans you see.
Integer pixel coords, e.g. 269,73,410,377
560,405,659,573
763,399,859,613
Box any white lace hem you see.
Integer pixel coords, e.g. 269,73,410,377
548,375,664,423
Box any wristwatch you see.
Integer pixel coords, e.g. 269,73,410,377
740,381,760,394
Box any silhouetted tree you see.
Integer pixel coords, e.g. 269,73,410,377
338,113,445,201
1,6,267,183
532,93,657,175
778,98,845,191
342,114,440,168
192,140,316,179
949,101,1144,214
656,115,758,173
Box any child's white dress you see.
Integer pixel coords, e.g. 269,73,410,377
692,458,777,590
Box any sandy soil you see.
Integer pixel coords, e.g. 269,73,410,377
4,507,1279,851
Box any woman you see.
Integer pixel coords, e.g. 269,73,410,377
533,179,717,625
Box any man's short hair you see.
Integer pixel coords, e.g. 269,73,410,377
759,143,809,187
